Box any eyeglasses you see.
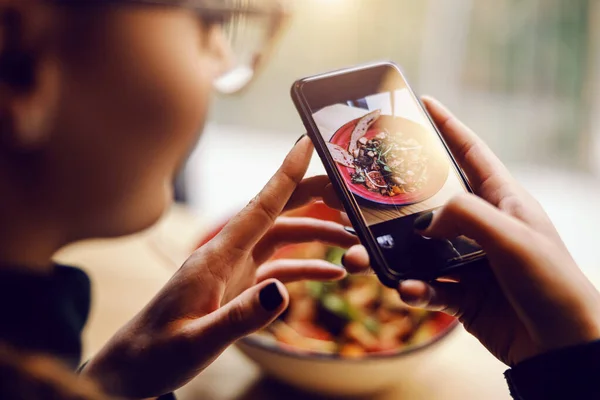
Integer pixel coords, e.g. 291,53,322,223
55,0,291,94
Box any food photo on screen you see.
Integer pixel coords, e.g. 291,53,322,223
311,88,467,227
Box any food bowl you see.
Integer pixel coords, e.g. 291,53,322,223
197,203,458,397
236,323,457,397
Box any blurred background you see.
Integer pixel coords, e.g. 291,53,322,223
182,0,600,271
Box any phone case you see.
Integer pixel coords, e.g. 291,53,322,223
291,61,487,286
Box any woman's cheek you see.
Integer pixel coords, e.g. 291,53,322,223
53,10,217,238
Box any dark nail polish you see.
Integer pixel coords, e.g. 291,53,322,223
259,282,283,311
295,134,307,145
343,226,356,235
341,253,347,267
414,212,434,231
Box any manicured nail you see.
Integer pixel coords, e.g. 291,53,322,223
343,226,356,235
295,134,307,145
414,212,434,231
341,253,347,267
259,282,283,311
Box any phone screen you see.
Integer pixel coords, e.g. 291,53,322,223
297,63,483,279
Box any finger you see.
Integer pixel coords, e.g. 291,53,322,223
340,212,352,226
218,136,314,253
341,245,373,275
322,183,344,210
283,175,329,211
415,193,531,251
397,280,464,317
283,176,344,211
256,259,346,284
253,217,358,264
415,195,599,327
195,279,289,345
423,97,559,236
421,96,514,199
419,195,600,335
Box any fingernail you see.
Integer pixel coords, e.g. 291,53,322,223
295,134,307,146
400,294,424,307
398,281,430,308
414,212,434,231
398,290,425,307
340,253,348,268
259,282,283,312
343,226,356,235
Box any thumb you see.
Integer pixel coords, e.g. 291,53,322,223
397,279,464,317
204,280,289,344
414,193,528,251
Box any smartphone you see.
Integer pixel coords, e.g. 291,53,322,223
291,61,486,287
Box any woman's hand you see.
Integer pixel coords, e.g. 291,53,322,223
82,137,358,398
343,97,600,367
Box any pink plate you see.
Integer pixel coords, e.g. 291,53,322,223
329,115,449,207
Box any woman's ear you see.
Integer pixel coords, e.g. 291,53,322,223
0,1,59,151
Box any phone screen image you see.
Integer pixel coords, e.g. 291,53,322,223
298,64,483,279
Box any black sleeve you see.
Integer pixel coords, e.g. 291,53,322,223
505,340,600,400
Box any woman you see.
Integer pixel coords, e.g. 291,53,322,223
0,1,357,398
0,0,598,399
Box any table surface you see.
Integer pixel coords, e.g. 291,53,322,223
55,203,600,400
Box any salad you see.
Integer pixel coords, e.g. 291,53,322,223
197,204,455,359
265,245,455,358
329,110,430,197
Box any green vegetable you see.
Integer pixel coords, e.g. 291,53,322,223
321,293,361,321
351,173,366,184
306,280,338,299
363,316,380,334
322,294,347,316
326,246,346,266
306,281,324,298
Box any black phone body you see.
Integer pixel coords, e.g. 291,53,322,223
291,61,486,287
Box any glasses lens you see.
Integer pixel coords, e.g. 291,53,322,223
212,0,288,94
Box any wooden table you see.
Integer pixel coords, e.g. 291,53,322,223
54,204,584,400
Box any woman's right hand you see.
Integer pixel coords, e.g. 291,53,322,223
345,97,600,366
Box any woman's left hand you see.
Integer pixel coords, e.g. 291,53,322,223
82,136,357,399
